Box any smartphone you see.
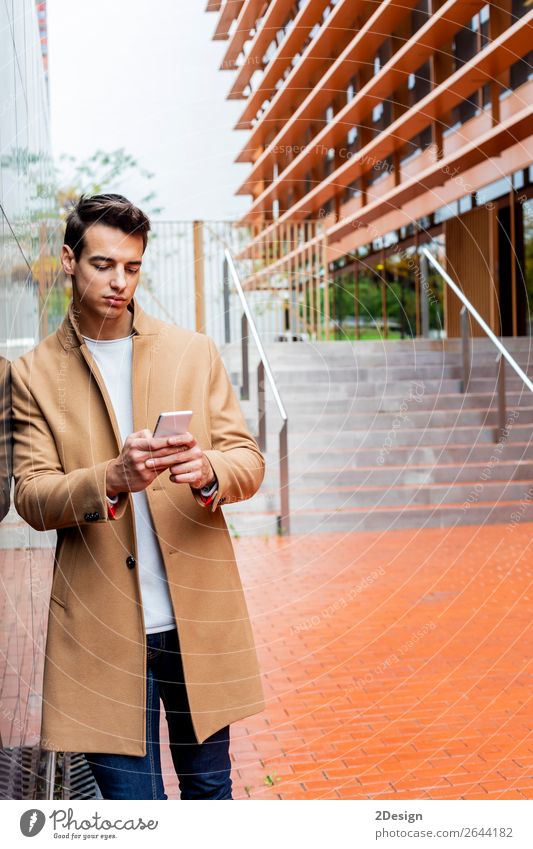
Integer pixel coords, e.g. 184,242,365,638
153,410,193,439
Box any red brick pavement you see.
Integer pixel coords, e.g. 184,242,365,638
161,522,533,800
2,523,531,800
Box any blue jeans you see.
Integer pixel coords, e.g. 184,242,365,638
84,627,232,800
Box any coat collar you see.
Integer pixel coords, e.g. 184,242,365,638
57,296,156,350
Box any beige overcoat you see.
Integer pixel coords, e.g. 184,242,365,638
10,299,266,755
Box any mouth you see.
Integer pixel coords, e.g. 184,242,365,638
103,296,126,307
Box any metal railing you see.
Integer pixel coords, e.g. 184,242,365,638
421,247,533,441
223,249,290,535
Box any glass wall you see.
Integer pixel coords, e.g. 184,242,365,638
0,0,62,799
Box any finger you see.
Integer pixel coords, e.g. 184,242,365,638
149,433,195,451
168,460,199,474
145,452,194,470
145,443,193,460
133,435,182,452
169,471,203,485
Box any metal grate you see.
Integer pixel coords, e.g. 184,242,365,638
61,752,102,800
0,746,40,799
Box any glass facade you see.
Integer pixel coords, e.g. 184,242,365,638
0,0,62,796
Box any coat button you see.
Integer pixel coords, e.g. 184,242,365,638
126,555,136,569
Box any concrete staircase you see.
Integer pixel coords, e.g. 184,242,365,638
220,338,533,536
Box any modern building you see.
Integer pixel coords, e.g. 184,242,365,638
35,2,50,95
0,0,61,798
206,0,533,341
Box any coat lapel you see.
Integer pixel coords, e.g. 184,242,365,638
58,297,158,444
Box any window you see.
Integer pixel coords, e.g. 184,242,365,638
263,39,277,65
347,126,358,148
451,95,478,127
453,7,489,70
346,75,357,103
407,60,431,108
411,0,430,36
367,155,394,186
343,178,361,203
373,40,391,78
510,50,533,90
400,125,432,166
450,7,491,127
453,23,477,68
324,147,335,177
372,100,392,134
512,0,530,20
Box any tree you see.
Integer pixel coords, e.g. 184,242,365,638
54,148,164,218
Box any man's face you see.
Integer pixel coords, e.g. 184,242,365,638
61,223,144,326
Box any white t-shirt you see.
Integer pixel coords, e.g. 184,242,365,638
83,332,176,634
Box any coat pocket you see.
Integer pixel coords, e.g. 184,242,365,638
50,531,79,609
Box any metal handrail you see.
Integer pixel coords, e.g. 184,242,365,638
223,249,290,535
421,247,533,441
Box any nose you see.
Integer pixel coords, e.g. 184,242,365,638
110,266,127,291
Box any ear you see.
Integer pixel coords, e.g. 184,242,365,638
60,244,76,276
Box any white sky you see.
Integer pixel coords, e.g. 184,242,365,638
46,0,252,220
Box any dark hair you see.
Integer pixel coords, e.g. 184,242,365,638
64,193,151,261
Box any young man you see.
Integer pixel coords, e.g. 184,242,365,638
10,193,266,800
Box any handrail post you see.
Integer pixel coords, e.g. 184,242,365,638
241,312,249,400
225,249,290,535
223,256,231,344
278,420,290,536
495,352,507,443
257,360,266,451
44,750,57,799
421,246,533,394
460,306,471,393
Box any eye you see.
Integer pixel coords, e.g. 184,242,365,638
126,267,139,275
95,265,110,271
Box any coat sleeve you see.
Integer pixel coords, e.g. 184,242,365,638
10,360,128,531
200,335,265,514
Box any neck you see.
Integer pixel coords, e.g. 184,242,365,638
73,297,134,341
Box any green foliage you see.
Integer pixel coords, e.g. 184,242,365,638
54,148,164,219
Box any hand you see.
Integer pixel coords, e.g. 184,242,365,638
145,431,215,489
106,429,188,496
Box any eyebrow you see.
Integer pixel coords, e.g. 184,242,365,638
89,255,142,266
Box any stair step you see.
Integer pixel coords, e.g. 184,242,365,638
235,479,533,510
250,407,533,430
261,459,533,487
222,499,533,535
262,442,533,469
258,393,533,414
281,424,533,448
